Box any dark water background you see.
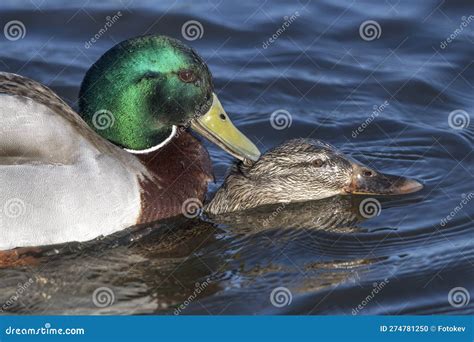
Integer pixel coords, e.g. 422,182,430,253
0,0,473,315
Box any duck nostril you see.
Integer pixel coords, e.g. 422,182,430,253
363,170,374,177
219,113,226,121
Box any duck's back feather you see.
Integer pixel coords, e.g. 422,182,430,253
0,93,80,165
0,72,149,171
0,73,145,250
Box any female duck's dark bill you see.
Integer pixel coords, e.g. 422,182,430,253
344,162,423,195
191,93,261,162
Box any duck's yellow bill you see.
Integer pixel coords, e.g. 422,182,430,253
191,93,261,162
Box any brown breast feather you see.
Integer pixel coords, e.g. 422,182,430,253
136,131,213,224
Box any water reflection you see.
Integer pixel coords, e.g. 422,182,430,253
0,195,389,315
206,195,368,233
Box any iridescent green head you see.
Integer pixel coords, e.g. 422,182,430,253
79,35,260,161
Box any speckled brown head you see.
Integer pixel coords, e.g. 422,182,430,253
206,138,423,214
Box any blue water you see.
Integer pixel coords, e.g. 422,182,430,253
0,0,472,315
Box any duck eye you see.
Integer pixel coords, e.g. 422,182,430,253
313,159,324,167
178,69,197,83
363,170,374,177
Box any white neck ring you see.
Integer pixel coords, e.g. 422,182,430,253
124,125,177,154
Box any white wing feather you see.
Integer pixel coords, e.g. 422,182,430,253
0,94,142,250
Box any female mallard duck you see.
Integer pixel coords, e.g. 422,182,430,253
0,35,260,252
206,139,423,214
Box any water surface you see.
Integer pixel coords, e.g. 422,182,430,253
0,0,473,315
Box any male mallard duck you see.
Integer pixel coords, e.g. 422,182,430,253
206,139,423,214
0,35,260,252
